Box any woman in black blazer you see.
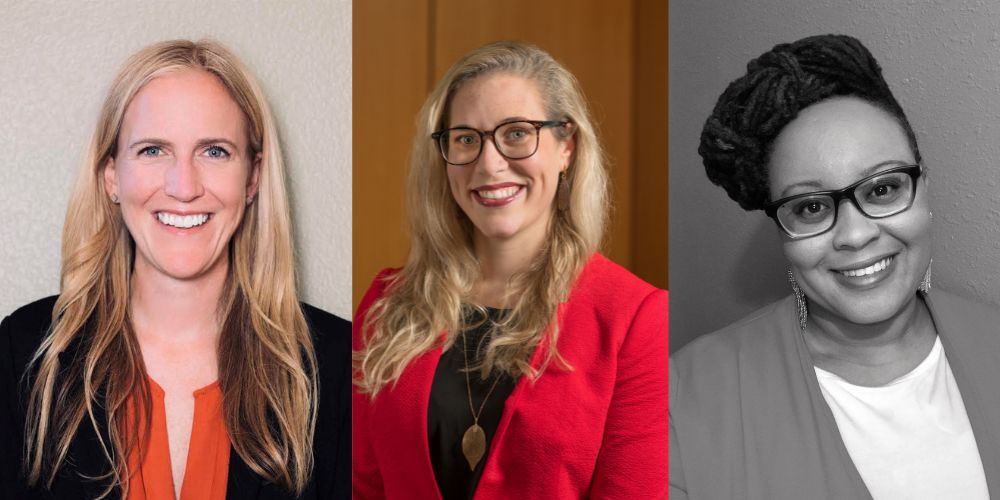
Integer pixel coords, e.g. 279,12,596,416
0,40,349,499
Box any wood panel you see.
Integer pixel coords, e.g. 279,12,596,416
352,0,429,311
632,0,668,288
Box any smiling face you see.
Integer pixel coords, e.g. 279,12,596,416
768,97,931,325
104,69,259,283
445,73,573,254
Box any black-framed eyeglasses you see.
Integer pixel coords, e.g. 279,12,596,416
430,119,568,166
764,164,923,239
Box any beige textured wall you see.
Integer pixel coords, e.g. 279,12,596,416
0,1,352,319
671,0,1000,351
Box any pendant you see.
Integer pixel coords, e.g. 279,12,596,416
461,423,487,470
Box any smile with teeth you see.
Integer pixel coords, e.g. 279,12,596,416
839,256,893,278
476,186,521,199
157,212,210,229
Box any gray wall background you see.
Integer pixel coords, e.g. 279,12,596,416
0,1,352,319
671,0,1000,352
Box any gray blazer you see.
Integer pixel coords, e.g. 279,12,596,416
670,290,1000,500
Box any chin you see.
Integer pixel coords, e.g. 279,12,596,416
147,252,225,281
470,218,523,241
832,292,917,326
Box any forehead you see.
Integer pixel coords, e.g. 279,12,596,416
447,73,545,127
120,68,247,143
768,97,915,198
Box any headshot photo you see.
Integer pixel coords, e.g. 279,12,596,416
0,3,352,499
670,1,1000,498
352,2,668,499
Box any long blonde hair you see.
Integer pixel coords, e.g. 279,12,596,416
23,40,317,497
355,41,609,396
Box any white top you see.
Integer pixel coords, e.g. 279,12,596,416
815,336,989,500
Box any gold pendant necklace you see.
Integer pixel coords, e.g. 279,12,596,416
461,331,502,471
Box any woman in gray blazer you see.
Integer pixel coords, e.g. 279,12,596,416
671,34,1000,499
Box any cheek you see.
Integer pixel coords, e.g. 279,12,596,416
117,166,159,198
446,168,467,201
782,239,827,272
208,167,252,204
888,213,932,248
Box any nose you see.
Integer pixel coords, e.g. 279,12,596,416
164,155,204,202
831,199,879,250
473,135,508,175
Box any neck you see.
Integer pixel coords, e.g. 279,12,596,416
130,256,228,345
805,294,936,382
472,225,547,308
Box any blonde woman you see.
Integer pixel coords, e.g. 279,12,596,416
0,40,350,499
353,41,669,499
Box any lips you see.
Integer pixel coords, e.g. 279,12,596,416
471,182,524,207
830,254,899,289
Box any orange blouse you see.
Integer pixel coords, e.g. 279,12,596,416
125,378,230,500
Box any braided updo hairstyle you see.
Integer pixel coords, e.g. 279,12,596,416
699,34,921,211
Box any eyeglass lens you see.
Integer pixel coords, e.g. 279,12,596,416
438,121,540,165
775,170,916,238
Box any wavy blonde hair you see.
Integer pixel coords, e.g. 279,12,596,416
23,40,317,497
355,41,609,396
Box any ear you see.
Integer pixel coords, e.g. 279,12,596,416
103,157,118,198
559,124,576,171
247,152,262,198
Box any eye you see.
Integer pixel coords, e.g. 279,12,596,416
790,198,833,221
453,133,478,147
503,126,531,141
868,182,899,198
859,176,910,205
137,146,163,157
204,145,231,159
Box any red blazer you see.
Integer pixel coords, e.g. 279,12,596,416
352,253,668,499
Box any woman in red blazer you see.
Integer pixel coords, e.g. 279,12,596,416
353,41,668,499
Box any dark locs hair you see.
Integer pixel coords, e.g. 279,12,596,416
698,34,922,211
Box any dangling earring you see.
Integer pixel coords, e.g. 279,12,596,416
246,195,254,205
919,258,932,295
557,170,570,211
111,194,119,204
787,268,808,332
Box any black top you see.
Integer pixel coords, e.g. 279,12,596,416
0,295,352,500
427,307,518,500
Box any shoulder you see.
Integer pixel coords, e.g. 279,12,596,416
1,295,59,373
670,296,794,398
927,289,1000,322
558,254,667,360
568,253,667,319
300,302,351,369
574,253,659,297
926,289,1000,347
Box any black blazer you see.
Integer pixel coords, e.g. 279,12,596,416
0,296,351,500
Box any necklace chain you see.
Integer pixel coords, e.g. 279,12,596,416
462,331,502,424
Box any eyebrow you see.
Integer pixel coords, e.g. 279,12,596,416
450,116,532,130
127,137,242,153
777,160,913,198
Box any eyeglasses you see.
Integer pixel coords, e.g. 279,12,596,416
764,164,923,239
431,119,568,166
